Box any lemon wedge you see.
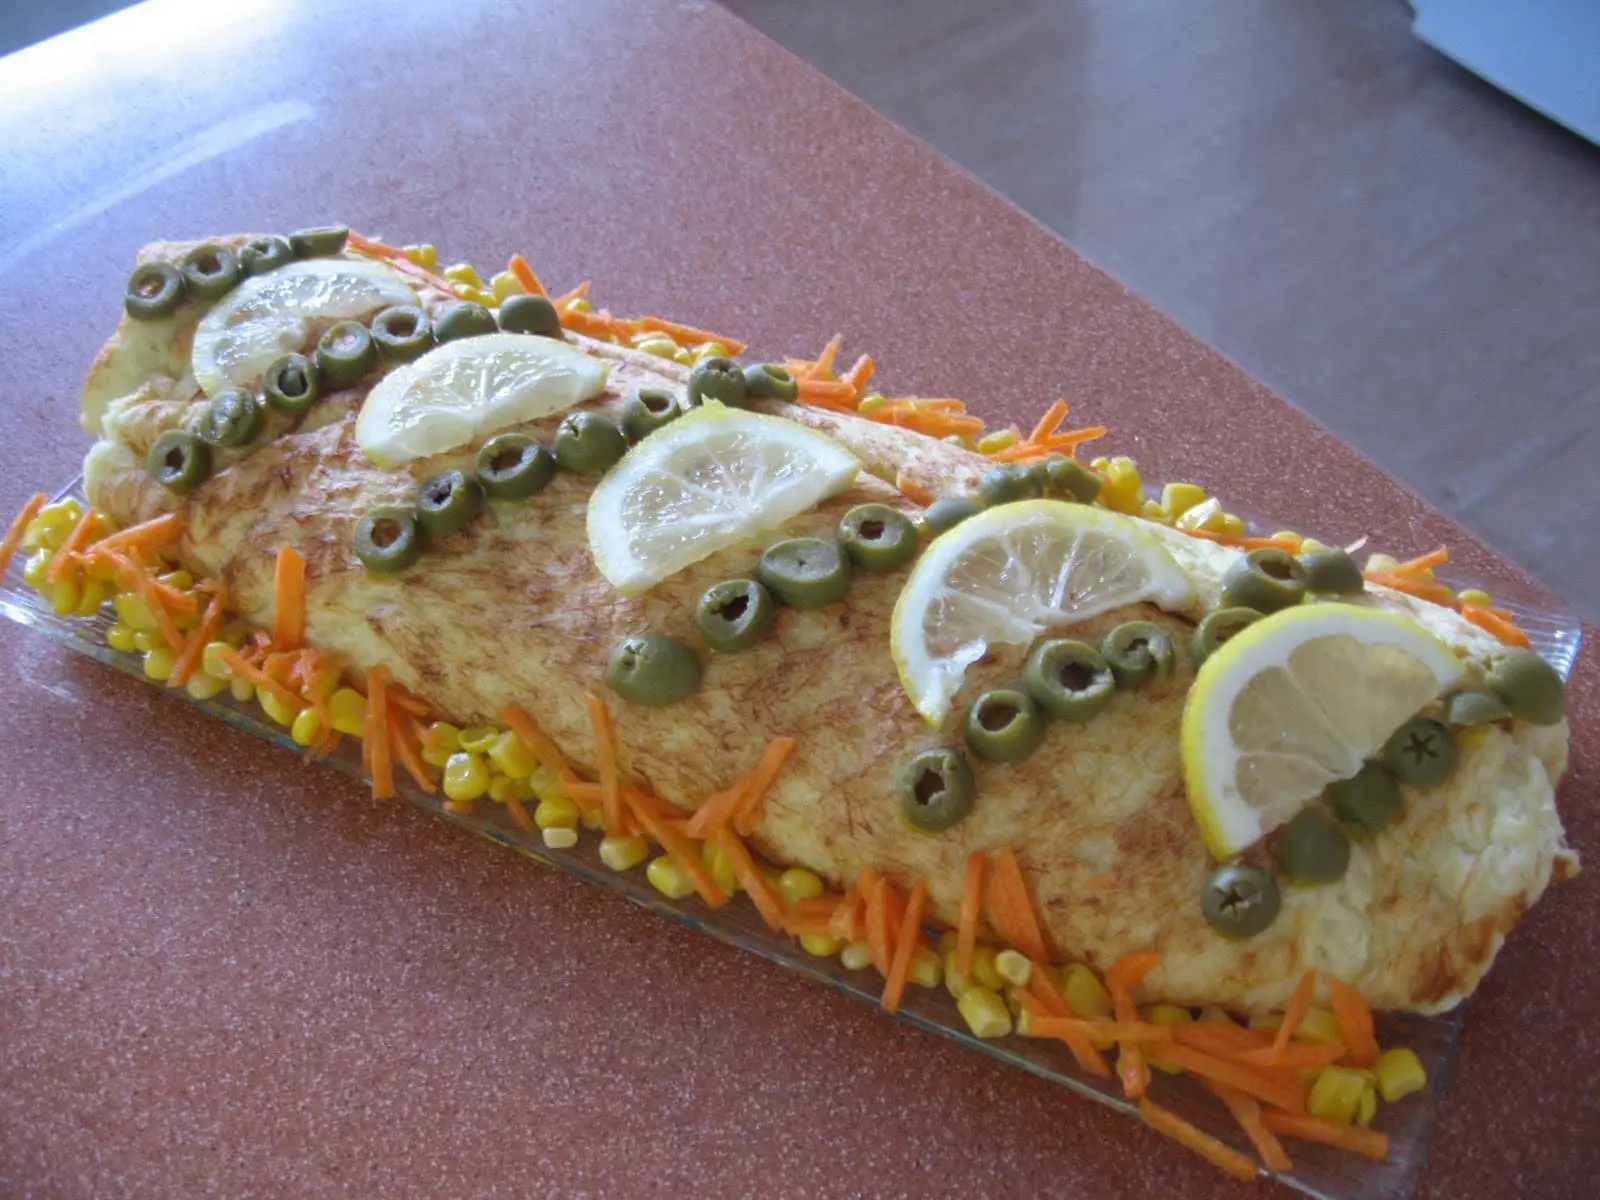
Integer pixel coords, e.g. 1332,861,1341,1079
890,500,1194,724
355,333,609,467
1180,604,1464,859
191,258,417,396
587,403,860,594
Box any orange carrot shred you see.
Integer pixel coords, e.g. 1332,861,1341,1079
366,667,394,800
714,829,785,929
507,253,546,297
562,307,618,339
988,847,1050,964
1157,1044,1306,1114
956,851,986,977
1139,1099,1259,1183
622,789,726,908
1393,546,1448,576
1260,1112,1388,1160
1272,970,1318,1063
842,354,874,394
684,771,752,839
1029,399,1069,445
1107,952,1160,1100
984,427,1109,462
345,232,460,295
1237,1043,1347,1069
47,508,102,582
92,511,182,555
1024,972,1111,1075
500,704,577,782
880,879,927,1012
115,554,186,652
1326,978,1379,1067
1177,527,1300,552
1206,1081,1294,1173
800,334,842,380
553,280,591,308
796,378,858,402
732,735,795,836
213,646,298,709
1032,1017,1174,1044
504,789,535,832
1461,604,1532,648
585,692,622,835
387,689,430,718
272,543,306,651
0,492,47,578
387,708,436,794
636,315,747,355
1365,570,1455,604
1173,1022,1275,1057
865,876,904,976
169,582,227,688
894,471,934,507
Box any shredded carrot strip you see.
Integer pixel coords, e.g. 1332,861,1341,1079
1461,604,1532,648
114,554,186,652
169,583,227,688
877,406,986,438
684,772,752,839
1029,399,1069,445
1024,971,1111,1075
500,704,578,782
864,876,904,976
1271,970,1318,1063
1106,952,1163,994
1172,1021,1275,1057
880,879,927,1012
554,281,591,308
1393,546,1448,576
585,692,622,835
1157,1044,1306,1114
1237,1043,1346,1069
984,427,1109,462
732,735,796,836
0,492,48,579
1138,1099,1259,1183
796,378,858,403
624,789,725,907
956,851,985,977
1032,1018,1173,1044
1260,1112,1388,1160
507,253,546,297
636,315,747,355
894,471,933,507
886,397,967,412
1107,953,1161,1100
711,828,786,930
798,334,842,381
842,354,874,394
212,646,299,709
1326,978,1379,1067
345,232,460,295
366,667,394,800
563,307,618,339
91,512,182,555
503,788,535,832
1177,527,1300,551
1205,1081,1293,1173
387,690,430,718
272,544,306,651
988,847,1050,964
47,509,103,581
1365,570,1455,604
388,708,436,794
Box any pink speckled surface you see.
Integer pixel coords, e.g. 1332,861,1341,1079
0,1,1595,1197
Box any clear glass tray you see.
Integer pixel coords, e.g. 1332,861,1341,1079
1,479,1582,1200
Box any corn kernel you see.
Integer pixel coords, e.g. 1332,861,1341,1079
1268,530,1303,552
457,725,498,753
905,944,940,988
800,932,841,958
463,286,497,307
1299,537,1329,554
580,806,606,831
290,707,323,747
488,270,525,302
487,730,537,778
74,579,107,616
542,826,579,850
840,940,874,971
259,687,301,727
402,243,437,268
957,986,1013,1039
937,930,959,954
631,333,679,358
856,394,889,416
568,297,592,313
157,569,193,590
1141,499,1168,521
133,629,164,652
427,722,463,753
1089,456,1109,473
1160,482,1207,519
777,867,824,905
86,554,121,583
185,671,227,701
702,839,739,896
1218,512,1245,537
1374,1047,1427,1103
970,945,1005,992
113,592,158,631
995,949,1032,988
49,578,80,615
1365,552,1399,573
443,262,482,288
1200,1006,1237,1026
1003,985,1027,1016
1099,456,1144,515
1294,1006,1344,1045
646,855,696,899
943,950,972,998
1249,1012,1282,1030
533,794,580,829
975,428,1019,455
142,647,177,681
1457,588,1493,608
599,835,650,872
487,774,518,804
443,751,491,802
1144,1003,1193,1074
693,341,730,362
1175,497,1225,532
328,688,367,737
1062,963,1114,1020
1356,1083,1378,1126
1308,1066,1369,1124
230,676,256,703
105,623,136,652
21,548,52,588
672,346,696,366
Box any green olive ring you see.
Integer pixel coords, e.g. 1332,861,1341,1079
899,747,976,833
239,235,294,277
923,494,984,535
1023,638,1116,722
964,688,1046,763
620,388,682,442
687,356,747,407
607,634,702,707
1220,547,1308,614
196,387,262,449
838,503,920,572
553,411,628,472
124,262,186,320
1042,454,1102,504
416,467,484,538
1190,607,1262,667
354,507,422,574
1101,621,1175,690
498,293,562,337
316,321,378,386
476,433,555,500
695,578,776,653
371,305,435,361
149,429,210,492
180,242,242,302
757,537,851,609
743,363,799,401
261,353,321,414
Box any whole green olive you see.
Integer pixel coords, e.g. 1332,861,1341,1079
923,494,984,534
977,463,1041,507
899,747,976,833
1276,807,1351,884
1298,546,1365,596
553,411,627,472
1487,648,1566,725
687,356,747,407
288,225,349,257
498,293,562,337
433,300,498,344
1200,862,1281,938
606,634,702,707
743,363,798,401
1041,454,1102,503
1326,761,1403,832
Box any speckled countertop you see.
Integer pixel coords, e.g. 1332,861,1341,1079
0,1,1595,1197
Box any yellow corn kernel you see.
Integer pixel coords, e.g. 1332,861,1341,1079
909,945,941,988
1062,963,1114,1020
106,623,137,652
230,676,255,703
567,297,592,313
488,270,525,302
1160,481,1207,519
113,592,158,631
199,641,234,678
457,725,498,753
290,707,323,747
1200,1006,1237,1026
157,569,193,590
1270,530,1305,552
443,262,482,288
402,243,437,268
442,751,491,802
693,340,730,362
580,806,606,832
1175,497,1225,532
801,932,841,958
599,834,650,872
1374,1047,1427,1103
1308,1066,1369,1125
542,826,579,850
328,688,367,737
1218,512,1245,537
1144,1003,1194,1074
701,839,739,896
672,346,696,366
1098,456,1143,514
1299,537,1329,554
957,986,1014,1039
975,428,1018,455
487,730,537,778
1356,1083,1378,1126
463,286,497,307
943,950,972,998
646,855,696,899
1365,552,1399,573
1249,1012,1282,1030
1140,499,1168,521
777,867,824,905
840,940,874,971
1089,456,1109,473
185,671,228,701
49,578,81,615
259,686,301,727
533,794,580,829
631,332,679,358
306,664,341,703
86,554,121,583
995,949,1032,988
141,646,177,682
487,774,518,804
970,946,1005,992
1003,985,1026,1016
856,394,889,416
1457,587,1493,608
74,579,108,616
1294,1006,1344,1045
937,930,959,955
21,548,53,588
427,721,463,753
133,629,164,652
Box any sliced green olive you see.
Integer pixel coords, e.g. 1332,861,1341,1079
1298,546,1365,596
620,388,682,442
1201,862,1281,938
1326,761,1403,832
498,293,562,337
180,242,241,301
1101,621,1175,690
686,356,747,407
757,537,851,608
288,225,349,258
371,305,434,361
553,411,627,472
354,507,421,573
1487,648,1566,725
964,688,1045,763
838,503,919,572
433,300,498,344
416,467,484,538
1446,689,1511,727
196,387,262,449
606,634,702,707
261,353,320,414
316,320,377,385
899,747,976,833
1220,548,1307,614
475,433,555,500
1191,607,1262,667
1383,716,1457,787
1023,638,1115,722
1040,454,1102,503
977,463,1041,507
239,235,294,277
1276,807,1351,884
923,494,984,534
742,363,799,401
124,262,186,320
148,429,210,492
695,578,776,653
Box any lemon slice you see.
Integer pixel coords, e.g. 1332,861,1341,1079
587,403,860,593
355,333,610,467
191,258,417,396
1181,604,1464,858
891,500,1194,724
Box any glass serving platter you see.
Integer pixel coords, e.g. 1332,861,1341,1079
0,478,1582,1200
